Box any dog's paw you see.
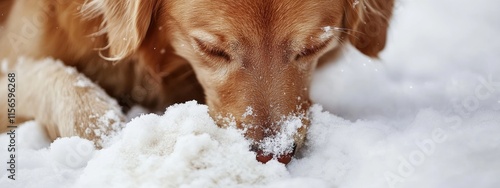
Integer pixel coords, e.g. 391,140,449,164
59,69,126,147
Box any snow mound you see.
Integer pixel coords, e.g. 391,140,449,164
74,101,289,188
1,101,500,188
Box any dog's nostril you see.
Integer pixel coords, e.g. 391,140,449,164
251,144,297,164
276,144,297,164
252,145,297,164
276,153,293,164
255,150,273,164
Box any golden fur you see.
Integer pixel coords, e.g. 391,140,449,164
0,0,393,163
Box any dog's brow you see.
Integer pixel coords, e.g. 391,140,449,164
190,30,219,44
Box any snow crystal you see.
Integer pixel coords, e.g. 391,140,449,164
353,0,360,8
64,66,77,75
320,26,334,40
322,26,332,33
93,129,101,137
242,106,254,118
74,76,93,88
85,128,91,134
98,110,121,126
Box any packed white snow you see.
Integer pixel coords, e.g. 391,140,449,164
1,0,500,187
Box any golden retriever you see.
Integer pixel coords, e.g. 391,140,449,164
0,0,394,164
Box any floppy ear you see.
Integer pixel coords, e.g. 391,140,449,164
97,0,155,60
344,0,394,57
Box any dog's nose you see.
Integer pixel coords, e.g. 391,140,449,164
252,144,297,164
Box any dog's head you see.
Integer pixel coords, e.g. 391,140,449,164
91,0,394,164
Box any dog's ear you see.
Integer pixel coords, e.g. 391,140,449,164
344,0,394,57
98,0,155,60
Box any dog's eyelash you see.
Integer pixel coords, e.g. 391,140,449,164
295,38,332,60
194,39,231,61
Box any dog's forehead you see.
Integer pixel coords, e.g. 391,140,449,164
169,0,344,43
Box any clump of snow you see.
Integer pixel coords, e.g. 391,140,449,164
49,137,96,169
86,109,124,147
74,101,289,187
320,26,335,41
64,66,77,75
353,0,360,7
258,113,307,156
65,66,94,88
242,106,254,118
125,105,150,121
99,110,123,130
73,76,93,88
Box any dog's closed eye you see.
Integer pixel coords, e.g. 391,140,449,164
295,38,333,61
194,38,231,61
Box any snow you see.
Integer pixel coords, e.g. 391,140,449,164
258,112,306,156
353,0,360,8
125,105,150,121
242,106,254,118
1,0,500,187
74,102,292,187
320,26,334,40
73,77,93,88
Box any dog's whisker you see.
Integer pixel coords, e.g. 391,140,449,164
331,29,362,41
331,27,364,37
333,36,348,47
331,27,362,33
